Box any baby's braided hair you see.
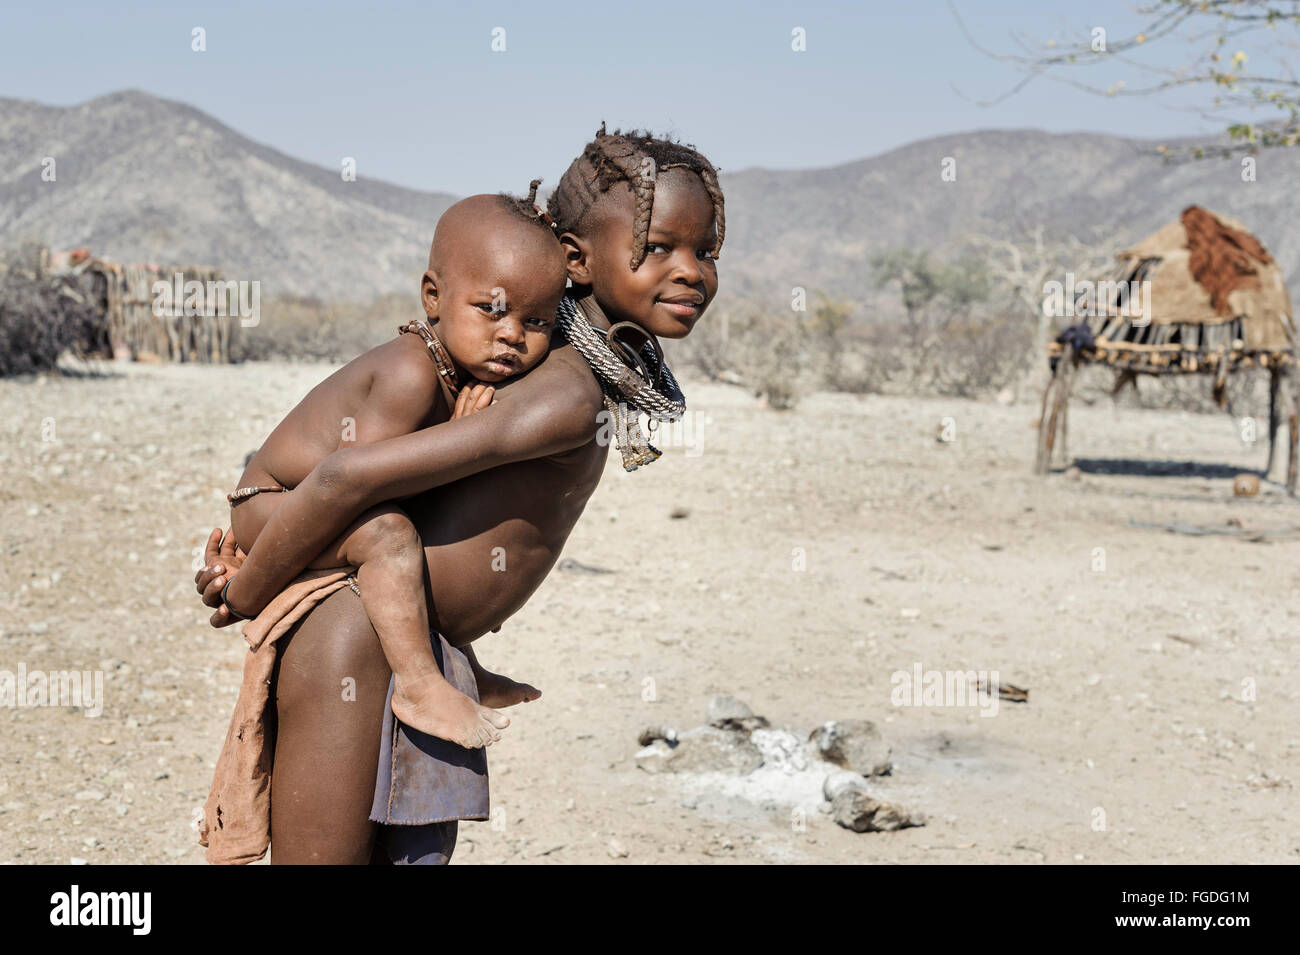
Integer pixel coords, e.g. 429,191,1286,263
496,178,561,237
547,123,725,271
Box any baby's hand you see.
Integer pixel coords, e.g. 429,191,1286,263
452,383,495,419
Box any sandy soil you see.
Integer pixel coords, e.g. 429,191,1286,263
1,360,1296,865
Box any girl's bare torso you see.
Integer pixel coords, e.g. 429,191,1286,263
235,338,609,645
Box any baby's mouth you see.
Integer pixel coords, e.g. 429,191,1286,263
485,353,519,373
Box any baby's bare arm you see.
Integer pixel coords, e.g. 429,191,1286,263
234,339,449,555
339,341,446,446
221,353,601,617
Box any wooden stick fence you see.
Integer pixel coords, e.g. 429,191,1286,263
98,260,236,363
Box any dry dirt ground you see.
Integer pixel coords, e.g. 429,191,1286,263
1,360,1296,865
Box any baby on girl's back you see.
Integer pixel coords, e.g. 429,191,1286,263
226,183,563,749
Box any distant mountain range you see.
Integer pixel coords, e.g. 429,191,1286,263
4,89,1299,308
0,90,456,300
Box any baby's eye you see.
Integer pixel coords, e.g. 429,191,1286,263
475,303,497,314
526,317,551,329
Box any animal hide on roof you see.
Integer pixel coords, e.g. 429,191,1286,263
1109,205,1294,350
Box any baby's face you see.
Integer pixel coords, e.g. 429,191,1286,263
426,234,566,383
583,169,719,339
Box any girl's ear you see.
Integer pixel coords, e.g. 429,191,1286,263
560,232,594,285
421,269,441,321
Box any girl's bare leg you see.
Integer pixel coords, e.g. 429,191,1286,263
310,505,509,749
270,587,388,864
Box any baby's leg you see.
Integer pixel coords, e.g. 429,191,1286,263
311,505,509,750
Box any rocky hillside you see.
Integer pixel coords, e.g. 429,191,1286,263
4,90,1298,307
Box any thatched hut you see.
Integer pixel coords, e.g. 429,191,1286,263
1037,206,1298,494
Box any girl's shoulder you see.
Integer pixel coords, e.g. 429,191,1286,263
493,342,605,430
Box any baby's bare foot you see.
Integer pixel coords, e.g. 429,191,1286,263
473,667,542,709
392,673,510,750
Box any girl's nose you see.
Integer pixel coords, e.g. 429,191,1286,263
671,250,703,283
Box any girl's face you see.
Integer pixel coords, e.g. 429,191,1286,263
569,169,719,339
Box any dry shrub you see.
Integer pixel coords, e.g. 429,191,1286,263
0,247,103,377
822,321,902,395
1072,361,1271,417
1136,367,1267,417
667,299,800,407
924,313,1034,398
235,293,414,362
669,294,868,408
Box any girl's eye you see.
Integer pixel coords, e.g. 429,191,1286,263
646,243,669,255
697,249,716,261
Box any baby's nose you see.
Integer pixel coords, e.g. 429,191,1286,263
497,317,526,344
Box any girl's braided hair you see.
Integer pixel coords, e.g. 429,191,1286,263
547,124,725,271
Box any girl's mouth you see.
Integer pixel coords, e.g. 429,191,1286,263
656,298,702,318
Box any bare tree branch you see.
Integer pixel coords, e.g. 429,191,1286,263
949,0,1300,158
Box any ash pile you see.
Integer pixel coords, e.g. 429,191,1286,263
635,695,924,833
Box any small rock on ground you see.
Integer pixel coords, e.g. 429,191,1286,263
635,726,764,775
707,694,770,732
823,769,870,801
831,789,925,833
810,719,892,776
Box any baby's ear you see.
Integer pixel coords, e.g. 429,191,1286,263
421,269,441,320
560,233,594,285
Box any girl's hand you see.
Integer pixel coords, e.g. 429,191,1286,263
452,383,495,419
195,527,248,628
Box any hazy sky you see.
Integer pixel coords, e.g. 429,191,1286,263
2,0,1243,195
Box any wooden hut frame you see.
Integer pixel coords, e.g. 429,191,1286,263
1035,207,1299,494
48,251,236,363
